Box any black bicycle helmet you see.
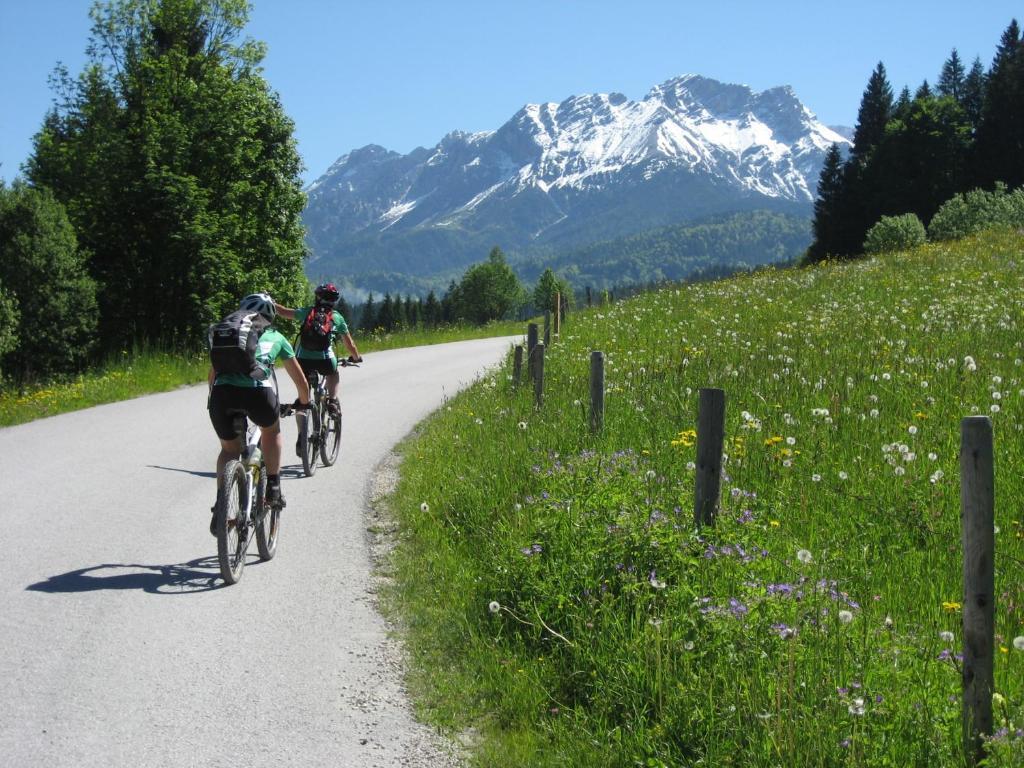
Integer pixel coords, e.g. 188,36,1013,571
314,282,340,305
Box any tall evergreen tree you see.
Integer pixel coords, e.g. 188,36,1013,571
806,144,848,262
937,49,966,101
893,86,913,121
850,63,894,164
915,80,933,100
359,292,376,332
377,292,395,331
424,290,441,327
961,57,987,131
974,19,1024,188
26,0,307,352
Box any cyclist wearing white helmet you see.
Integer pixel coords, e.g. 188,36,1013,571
207,292,309,534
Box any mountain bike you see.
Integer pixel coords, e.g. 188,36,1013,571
297,357,359,477
215,402,307,585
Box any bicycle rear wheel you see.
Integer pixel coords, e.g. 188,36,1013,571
320,408,342,466
299,405,320,477
254,466,279,560
216,460,248,585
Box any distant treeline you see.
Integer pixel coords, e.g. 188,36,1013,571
807,18,1024,260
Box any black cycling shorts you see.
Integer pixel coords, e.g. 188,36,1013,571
298,357,338,377
208,385,279,441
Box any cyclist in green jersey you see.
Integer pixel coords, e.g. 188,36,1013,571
207,292,310,534
274,282,362,419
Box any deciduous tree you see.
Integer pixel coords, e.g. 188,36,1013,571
26,0,307,352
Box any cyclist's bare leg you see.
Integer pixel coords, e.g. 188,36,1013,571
216,437,243,485
260,418,283,476
325,370,340,401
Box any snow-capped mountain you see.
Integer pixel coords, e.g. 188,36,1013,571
302,74,851,290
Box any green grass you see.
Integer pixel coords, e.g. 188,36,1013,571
385,229,1024,767
0,319,525,427
0,347,210,427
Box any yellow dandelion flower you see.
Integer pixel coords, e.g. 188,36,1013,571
942,601,962,612
770,520,781,528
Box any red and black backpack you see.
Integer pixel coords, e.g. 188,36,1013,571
299,304,335,351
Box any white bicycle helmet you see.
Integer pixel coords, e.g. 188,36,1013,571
239,292,276,322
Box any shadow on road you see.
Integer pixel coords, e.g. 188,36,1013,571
25,557,235,594
147,464,217,479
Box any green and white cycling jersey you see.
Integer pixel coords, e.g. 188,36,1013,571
294,307,350,362
213,328,295,388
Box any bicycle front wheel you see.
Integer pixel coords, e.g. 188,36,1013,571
254,466,279,561
299,406,319,477
320,408,342,466
216,460,248,585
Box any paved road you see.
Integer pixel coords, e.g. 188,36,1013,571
0,336,518,768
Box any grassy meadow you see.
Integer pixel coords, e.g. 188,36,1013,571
0,319,524,427
387,229,1024,767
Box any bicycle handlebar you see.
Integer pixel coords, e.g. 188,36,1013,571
339,356,362,368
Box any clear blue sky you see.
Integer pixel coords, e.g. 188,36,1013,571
1,1,1020,185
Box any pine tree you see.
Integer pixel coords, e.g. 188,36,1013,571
805,145,848,262
962,57,987,130
424,290,441,327
915,80,933,100
360,293,376,332
893,87,913,121
938,49,966,101
850,62,894,164
974,19,1024,188
377,293,395,332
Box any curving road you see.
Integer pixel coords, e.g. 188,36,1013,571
0,336,518,768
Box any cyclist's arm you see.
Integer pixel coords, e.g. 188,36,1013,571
341,332,362,362
207,366,216,389
274,303,297,320
283,356,311,404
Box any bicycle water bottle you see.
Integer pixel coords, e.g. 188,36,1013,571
244,445,263,467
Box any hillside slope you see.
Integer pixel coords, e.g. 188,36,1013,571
389,229,1024,767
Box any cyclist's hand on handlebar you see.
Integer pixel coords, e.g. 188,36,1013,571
343,355,362,365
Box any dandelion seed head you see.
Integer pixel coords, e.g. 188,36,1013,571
488,600,501,614
838,610,854,624
797,549,813,564
420,502,430,513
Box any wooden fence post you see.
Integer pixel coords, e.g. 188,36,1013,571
544,310,551,345
589,351,604,433
554,292,561,338
960,415,995,766
533,342,545,408
513,344,524,387
586,286,592,307
527,323,538,381
694,388,726,528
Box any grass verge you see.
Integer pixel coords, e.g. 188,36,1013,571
0,320,527,428
385,229,1024,767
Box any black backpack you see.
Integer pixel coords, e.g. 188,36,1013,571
209,310,270,380
300,304,335,352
